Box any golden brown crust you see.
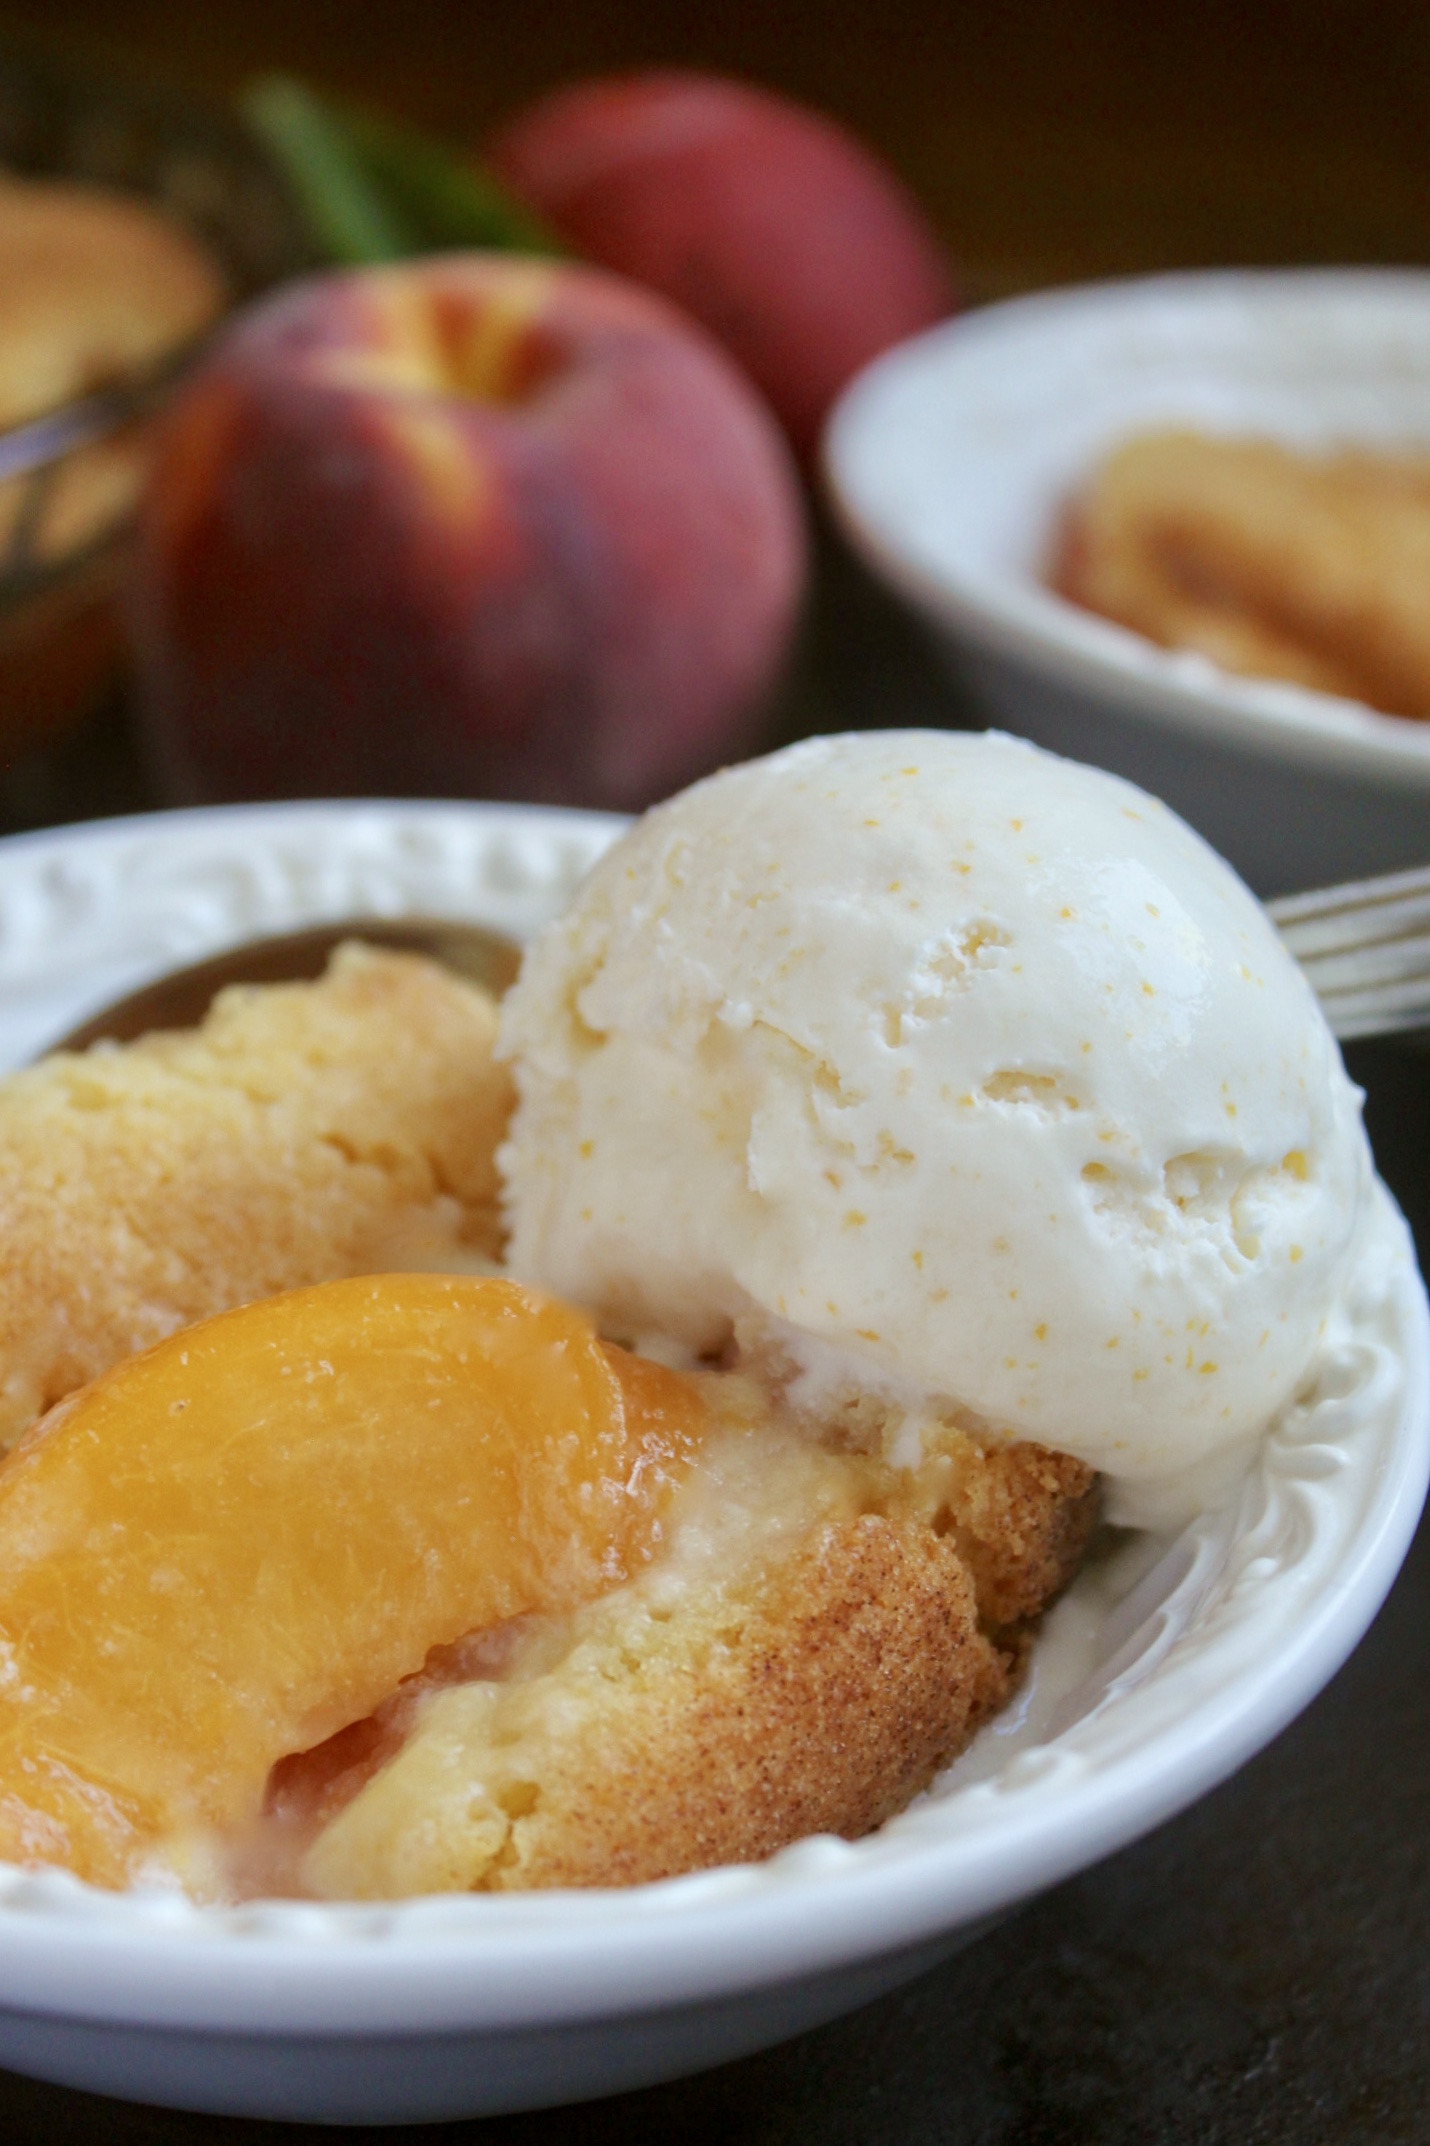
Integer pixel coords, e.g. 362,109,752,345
0,944,511,1446
929,1435,1099,1632
487,1512,1010,1890
297,1425,1092,1901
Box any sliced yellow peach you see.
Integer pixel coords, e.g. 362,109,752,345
0,1274,704,1889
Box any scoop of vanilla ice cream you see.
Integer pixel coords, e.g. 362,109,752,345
499,730,1372,1521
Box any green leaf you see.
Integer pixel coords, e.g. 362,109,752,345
239,74,563,267
337,103,563,257
240,76,416,265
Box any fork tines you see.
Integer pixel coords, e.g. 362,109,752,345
1268,864,1430,1041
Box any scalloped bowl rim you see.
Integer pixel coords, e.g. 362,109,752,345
0,799,1420,2043
823,268,1430,791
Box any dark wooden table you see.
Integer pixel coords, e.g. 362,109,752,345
1,5,1427,2137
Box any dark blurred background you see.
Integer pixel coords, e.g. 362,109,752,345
13,0,1430,292
8,0,1430,834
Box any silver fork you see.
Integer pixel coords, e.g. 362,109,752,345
1270,865,1430,1041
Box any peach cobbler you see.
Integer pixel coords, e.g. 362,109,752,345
1050,428,1430,721
0,730,1371,1898
0,946,1091,1897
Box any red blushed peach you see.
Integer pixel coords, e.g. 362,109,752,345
487,71,956,460
130,257,806,811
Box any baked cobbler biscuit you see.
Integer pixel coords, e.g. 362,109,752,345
0,944,511,1446
275,1402,1095,1898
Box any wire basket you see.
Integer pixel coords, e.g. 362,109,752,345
0,24,312,755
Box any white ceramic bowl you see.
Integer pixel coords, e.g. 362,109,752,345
825,270,1430,897
0,800,1425,2125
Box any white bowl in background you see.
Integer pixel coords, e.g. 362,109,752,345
0,799,1423,2125
825,270,1430,897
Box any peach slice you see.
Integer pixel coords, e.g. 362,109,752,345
0,1274,704,1889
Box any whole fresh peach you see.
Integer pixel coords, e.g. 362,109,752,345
130,257,805,810
488,71,955,460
